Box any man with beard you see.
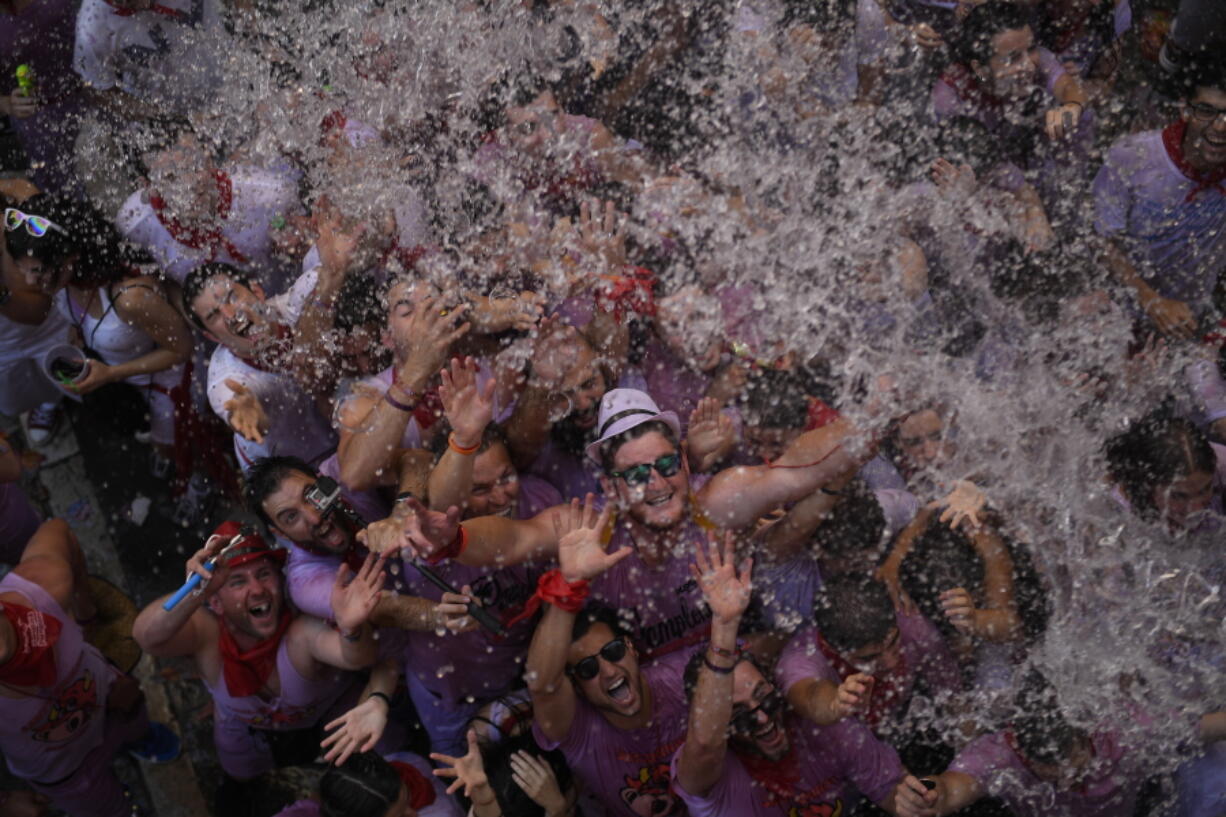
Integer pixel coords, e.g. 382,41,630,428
132,522,384,789
395,387,866,659
670,536,932,817
183,255,357,468
524,497,689,817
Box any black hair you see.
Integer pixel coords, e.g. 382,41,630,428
780,0,856,30
181,262,257,332
429,422,511,461
813,573,897,653
243,455,317,528
333,272,388,333
481,732,574,817
900,517,985,639
598,420,679,473
1011,670,1086,766
3,193,151,288
740,368,817,431
811,478,888,563
319,751,402,817
1103,407,1216,519
571,603,633,645
953,2,1033,67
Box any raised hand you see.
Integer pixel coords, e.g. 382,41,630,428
834,673,873,720
575,198,627,272
355,512,409,556
439,356,496,449
396,497,463,562
686,397,735,472
931,158,977,199
929,480,986,531
222,378,269,443
321,695,388,765
691,531,752,625
431,728,492,798
184,533,233,600
940,587,976,635
553,494,629,582
396,296,472,386
511,750,569,815
314,201,367,281
330,553,387,634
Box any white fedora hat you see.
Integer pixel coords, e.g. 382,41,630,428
584,388,682,464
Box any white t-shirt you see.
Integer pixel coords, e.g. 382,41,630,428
116,165,303,291
205,268,337,467
74,0,224,114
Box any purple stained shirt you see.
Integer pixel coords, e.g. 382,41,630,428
397,475,562,704
1093,128,1226,316
932,48,1067,125
949,723,1148,817
534,652,692,817
776,612,962,737
670,715,904,817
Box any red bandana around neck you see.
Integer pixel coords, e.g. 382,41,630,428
738,737,802,808
389,761,438,810
1162,119,1226,202
104,0,184,17
940,63,1004,112
0,601,63,689
217,608,292,698
815,630,910,730
149,170,250,264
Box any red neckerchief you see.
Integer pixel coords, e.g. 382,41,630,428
595,266,657,322
0,601,63,688
390,761,438,809
217,608,292,698
319,110,347,147
378,241,427,274
391,368,444,431
738,735,802,808
815,630,909,730
104,0,184,17
940,63,1004,112
1162,119,1226,203
236,323,294,374
1003,728,1097,794
805,398,841,431
149,171,250,264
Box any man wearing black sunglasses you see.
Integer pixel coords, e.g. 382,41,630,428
672,535,936,817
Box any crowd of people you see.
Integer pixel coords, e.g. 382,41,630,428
1,0,1225,815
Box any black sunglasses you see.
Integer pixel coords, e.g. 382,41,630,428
730,688,786,735
568,638,627,681
608,453,681,487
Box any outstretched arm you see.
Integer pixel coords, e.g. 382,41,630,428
321,657,400,765
427,357,497,512
133,534,225,659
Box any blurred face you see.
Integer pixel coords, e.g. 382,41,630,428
1183,87,1226,172
190,274,274,358
744,425,801,464
15,253,73,294
1026,735,1092,791
263,471,352,553
604,430,689,530
978,26,1039,100
465,443,520,519
384,279,451,361
846,626,902,674
728,662,790,761
567,624,644,718
146,137,217,220
208,559,283,641
1152,469,1214,529
897,410,952,474
506,91,561,153
550,345,608,432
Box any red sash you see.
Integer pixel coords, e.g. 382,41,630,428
150,171,250,264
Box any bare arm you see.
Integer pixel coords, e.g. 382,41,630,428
0,234,53,325
928,770,986,815
699,419,864,529
1053,71,1089,108
133,535,227,659
1199,711,1226,743
755,474,852,561
427,357,496,511
12,519,91,616
965,527,1021,642
109,280,193,379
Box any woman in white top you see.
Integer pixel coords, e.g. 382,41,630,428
4,194,193,474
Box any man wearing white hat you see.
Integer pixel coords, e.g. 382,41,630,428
393,387,867,659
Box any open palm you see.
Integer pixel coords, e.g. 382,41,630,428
691,531,752,624
553,494,630,582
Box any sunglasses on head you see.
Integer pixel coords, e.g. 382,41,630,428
567,638,627,681
4,208,67,238
730,688,786,735
608,452,681,487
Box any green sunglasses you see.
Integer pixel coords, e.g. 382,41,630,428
608,452,681,487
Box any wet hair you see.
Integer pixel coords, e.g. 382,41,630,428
812,573,897,653
811,478,888,563
900,517,985,639
333,272,387,332
3,193,151,287
481,733,574,817
599,420,679,473
429,422,511,461
740,368,817,431
571,603,633,645
319,751,402,817
953,2,1033,68
1103,408,1216,519
243,455,317,528
1010,670,1086,766
181,262,257,332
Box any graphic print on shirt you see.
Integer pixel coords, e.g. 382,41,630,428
239,701,318,729
620,579,712,658
469,571,537,630
619,762,684,817
25,668,98,743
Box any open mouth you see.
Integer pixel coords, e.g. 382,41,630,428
572,408,598,429
491,505,514,518
249,601,274,621
228,312,253,338
314,520,345,547
645,491,674,508
607,676,632,703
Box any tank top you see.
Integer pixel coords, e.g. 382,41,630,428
54,283,182,391
0,571,115,784
202,632,352,731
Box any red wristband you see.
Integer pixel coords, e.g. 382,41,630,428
425,525,468,565
503,569,590,628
